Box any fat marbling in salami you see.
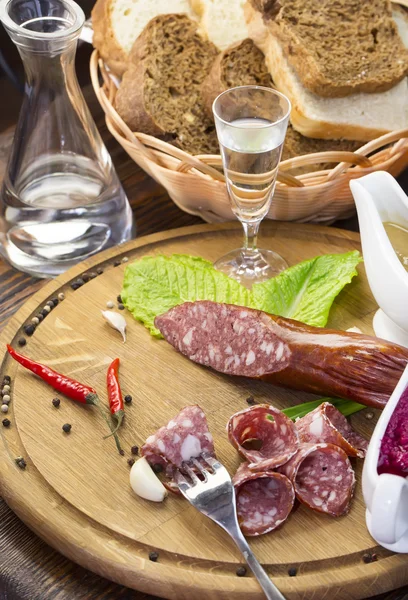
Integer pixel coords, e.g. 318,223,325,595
295,402,368,458
141,405,215,484
227,404,299,471
279,442,356,517
233,462,295,536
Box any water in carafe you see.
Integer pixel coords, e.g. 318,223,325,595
0,0,134,277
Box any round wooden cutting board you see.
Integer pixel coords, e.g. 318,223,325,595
0,221,406,600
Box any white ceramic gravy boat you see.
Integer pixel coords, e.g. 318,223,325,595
362,365,408,552
350,171,408,347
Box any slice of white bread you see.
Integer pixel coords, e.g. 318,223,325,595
191,0,249,49
92,0,197,76
393,4,408,46
245,3,408,141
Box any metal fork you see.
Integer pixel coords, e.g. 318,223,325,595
175,455,286,600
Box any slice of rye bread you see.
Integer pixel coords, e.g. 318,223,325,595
201,38,361,168
248,0,408,98
115,14,220,155
92,0,197,76
245,2,408,140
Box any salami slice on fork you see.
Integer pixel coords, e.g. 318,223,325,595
141,404,215,491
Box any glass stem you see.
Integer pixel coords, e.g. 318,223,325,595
242,220,260,256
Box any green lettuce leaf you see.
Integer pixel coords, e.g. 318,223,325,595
121,254,252,336
251,251,362,327
122,250,362,335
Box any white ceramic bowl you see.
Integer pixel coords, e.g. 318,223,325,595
362,365,408,552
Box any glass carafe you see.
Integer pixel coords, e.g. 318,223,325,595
0,0,134,278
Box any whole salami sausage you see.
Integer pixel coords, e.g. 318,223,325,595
233,462,295,536
227,405,299,470
141,405,215,489
295,401,368,458
155,301,408,408
278,442,356,517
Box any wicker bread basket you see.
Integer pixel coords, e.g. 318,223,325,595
90,50,408,224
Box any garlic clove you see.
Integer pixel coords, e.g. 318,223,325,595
129,457,168,502
101,310,127,342
346,326,363,334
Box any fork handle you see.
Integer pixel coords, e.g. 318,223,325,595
231,530,286,600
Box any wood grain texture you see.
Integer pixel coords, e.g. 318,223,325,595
0,221,407,600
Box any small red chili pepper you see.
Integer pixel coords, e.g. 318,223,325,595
7,345,123,454
105,358,124,438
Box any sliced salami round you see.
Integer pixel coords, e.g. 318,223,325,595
141,405,215,489
279,442,356,517
295,402,368,458
233,462,295,536
227,404,299,471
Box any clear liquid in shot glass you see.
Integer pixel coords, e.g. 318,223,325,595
217,117,285,222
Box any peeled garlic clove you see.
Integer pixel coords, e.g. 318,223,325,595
347,326,363,334
129,457,168,502
101,310,126,342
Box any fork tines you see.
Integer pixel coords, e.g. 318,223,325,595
176,453,221,486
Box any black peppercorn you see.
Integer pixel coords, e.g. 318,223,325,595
41,308,49,318
113,260,121,267
127,458,135,467
18,337,27,347
51,298,59,307
96,267,104,275
288,567,297,577
37,313,44,322
118,304,125,310
152,463,163,474
15,457,27,469
71,279,84,290
62,423,72,433
52,398,60,408
149,551,159,562
131,445,139,455
89,272,97,279
2,418,11,427
46,300,54,308
117,295,123,303
362,553,377,564
119,449,125,456
124,394,132,404
81,273,90,283
3,376,11,385
246,395,256,405
24,324,36,336
236,566,247,577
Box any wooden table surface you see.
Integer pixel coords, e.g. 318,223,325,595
0,74,408,600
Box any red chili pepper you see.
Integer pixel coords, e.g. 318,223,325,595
105,358,125,438
7,344,123,455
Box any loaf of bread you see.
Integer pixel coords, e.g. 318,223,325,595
115,14,219,155
92,0,197,76
201,38,361,165
249,0,408,98
245,2,408,140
